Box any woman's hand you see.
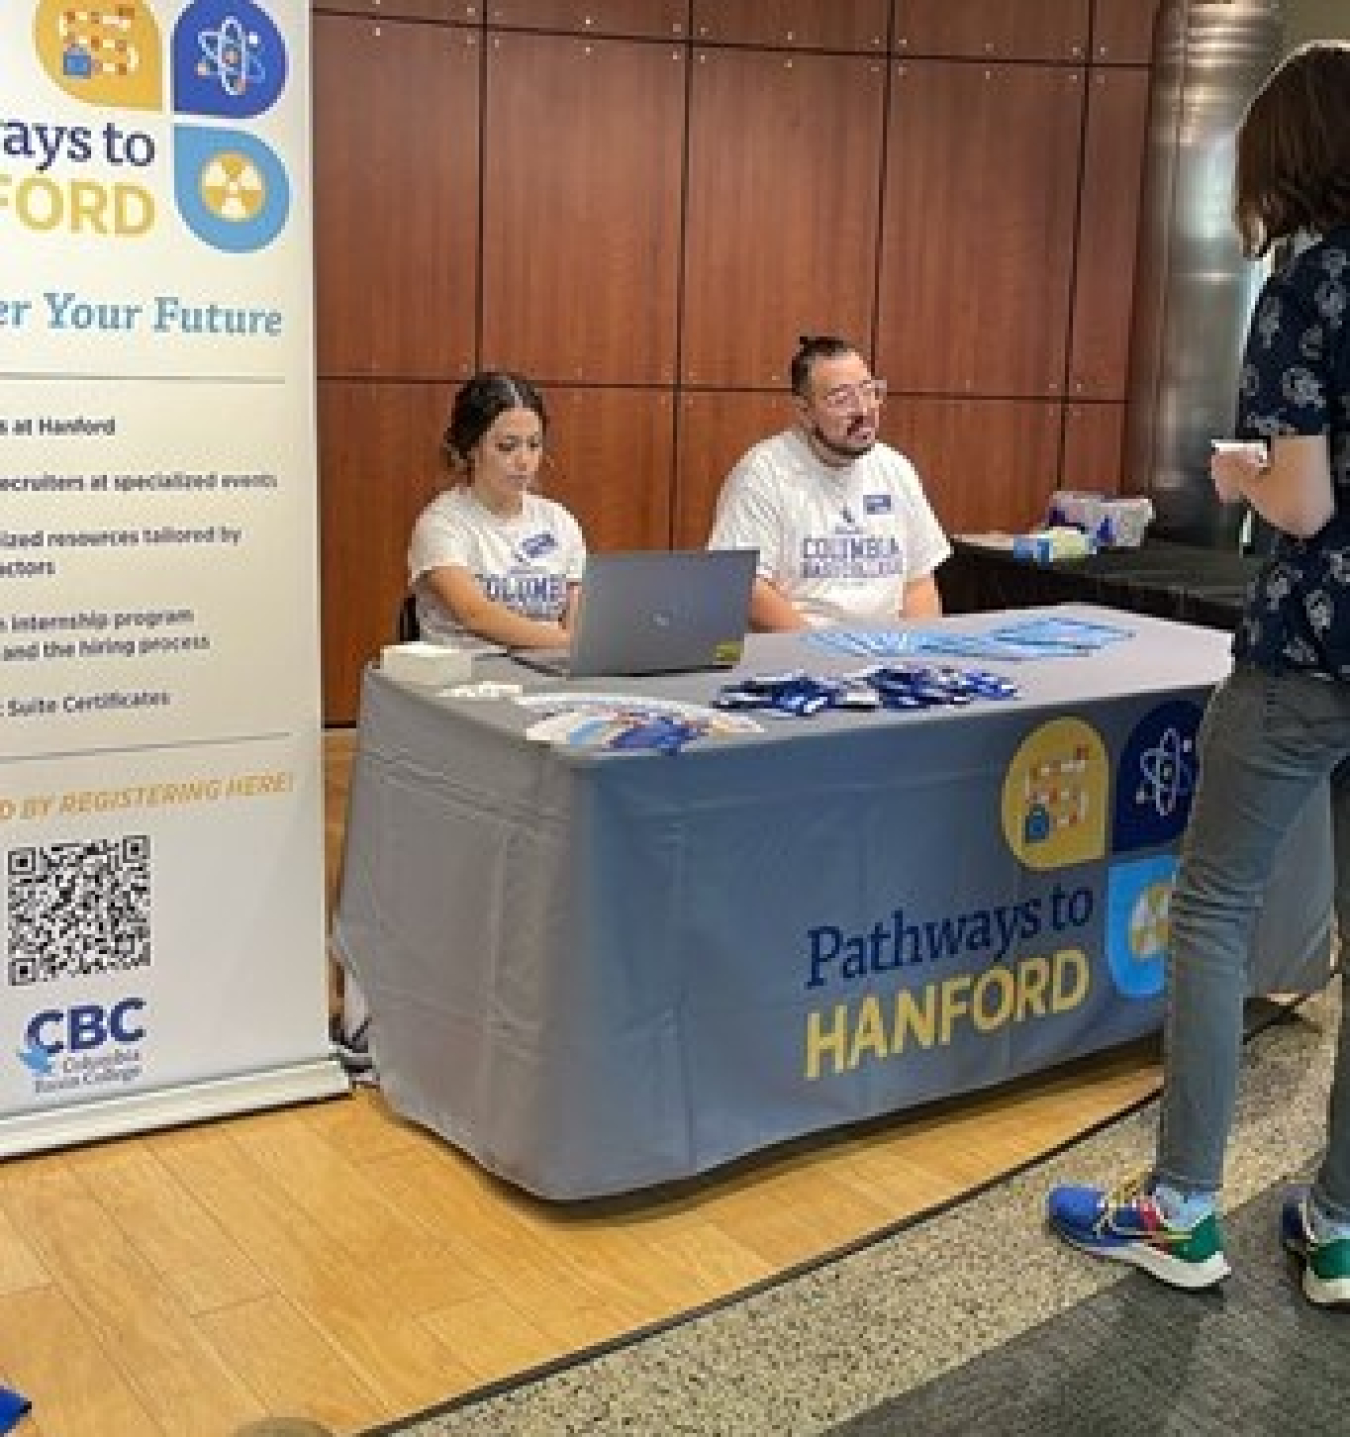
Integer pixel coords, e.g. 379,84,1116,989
1210,440,1267,505
1211,436,1333,538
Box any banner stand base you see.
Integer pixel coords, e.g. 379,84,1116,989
0,1058,350,1159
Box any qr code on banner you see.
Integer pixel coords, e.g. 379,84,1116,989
6,837,152,986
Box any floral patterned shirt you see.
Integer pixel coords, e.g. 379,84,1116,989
1233,225,1350,676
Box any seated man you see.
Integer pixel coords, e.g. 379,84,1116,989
707,335,950,630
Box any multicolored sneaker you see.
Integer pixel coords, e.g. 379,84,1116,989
1281,1189,1350,1308
1047,1177,1230,1290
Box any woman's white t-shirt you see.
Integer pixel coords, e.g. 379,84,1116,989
408,486,586,647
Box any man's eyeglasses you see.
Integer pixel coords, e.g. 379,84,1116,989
815,379,887,414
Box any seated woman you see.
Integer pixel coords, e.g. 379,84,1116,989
409,370,586,649
336,372,584,1075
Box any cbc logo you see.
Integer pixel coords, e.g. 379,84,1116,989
26,999,147,1055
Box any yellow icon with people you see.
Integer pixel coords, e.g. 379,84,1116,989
1002,717,1109,869
36,0,163,109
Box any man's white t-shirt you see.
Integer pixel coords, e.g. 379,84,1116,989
408,486,586,647
707,429,951,626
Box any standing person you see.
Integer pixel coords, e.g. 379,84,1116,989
409,370,586,650
706,335,950,630
1047,40,1350,1307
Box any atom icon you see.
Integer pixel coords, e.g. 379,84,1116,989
196,13,265,98
1135,724,1196,818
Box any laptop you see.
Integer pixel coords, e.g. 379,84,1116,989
513,548,758,678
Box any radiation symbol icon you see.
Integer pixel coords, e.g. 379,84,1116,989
1129,880,1170,962
1106,858,1173,1000
198,150,266,222
174,125,290,252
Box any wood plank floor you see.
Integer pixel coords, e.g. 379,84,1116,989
0,731,1163,1437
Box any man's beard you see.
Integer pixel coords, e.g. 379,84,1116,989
808,420,876,463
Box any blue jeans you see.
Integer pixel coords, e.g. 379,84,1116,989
1154,665,1350,1223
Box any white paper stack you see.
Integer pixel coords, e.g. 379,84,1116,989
380,641,473,687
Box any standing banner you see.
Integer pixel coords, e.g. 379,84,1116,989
0,0,345,1154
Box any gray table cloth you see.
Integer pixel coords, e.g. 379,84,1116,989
334,607,1332,1198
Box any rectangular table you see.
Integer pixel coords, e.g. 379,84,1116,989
333,606,1331,1199
940,537,1264,631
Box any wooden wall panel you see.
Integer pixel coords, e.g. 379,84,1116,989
878,62,1083,398
537,388,675,551
314,13,1159,721
883,398,1063,534
319,381,457,718
673,391,798,548
892,0,1088,61
314,1,478,20
682,49,885,388
1062,402,1125,496
1069,67,1150,400
482,33,684,384
690,0,887,52
486,0,688,37
1091,0,1160,64
314,17,478,380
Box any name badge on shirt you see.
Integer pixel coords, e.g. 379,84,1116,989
863,493,893,515
518,532,557,561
